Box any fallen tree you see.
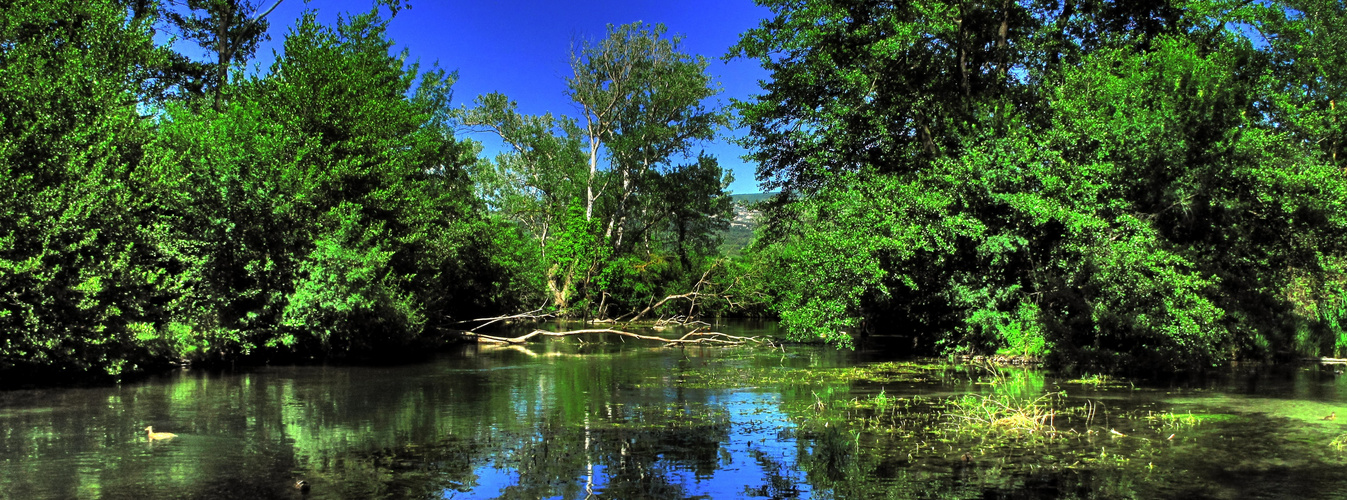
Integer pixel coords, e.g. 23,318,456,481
457,328,772,347
458,307,556,331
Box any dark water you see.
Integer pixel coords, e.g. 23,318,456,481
4,321,1347,499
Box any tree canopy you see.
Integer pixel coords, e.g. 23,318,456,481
3,0,1346,382
733,0,1347,373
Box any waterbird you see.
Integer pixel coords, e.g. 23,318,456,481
294,480,311,493
1325,412,1337,421
144,426,177,440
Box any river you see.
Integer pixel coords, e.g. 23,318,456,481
2,320,1347,499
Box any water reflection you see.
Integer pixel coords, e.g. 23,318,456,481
4,323,1347,499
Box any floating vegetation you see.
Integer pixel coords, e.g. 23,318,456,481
585,402,731,432
944,391,1064,436
770,361,1248,485
638,358,966,390
1148,412,1199,429
871,387,894,413
1332,434,1347,452
1064,373,1132,389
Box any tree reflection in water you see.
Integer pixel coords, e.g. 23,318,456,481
7,333,1347,499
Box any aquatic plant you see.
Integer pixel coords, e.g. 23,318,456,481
871,388,893,413
1150,412,1199,429
810,386,837,412
1066,373,1122,388
1331,434,1347,452
944,391,1063,436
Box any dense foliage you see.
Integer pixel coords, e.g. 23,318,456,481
733,0,1347,373
457,22,739,320
0,2,739,383
0,1,527,381
5,0,1346,382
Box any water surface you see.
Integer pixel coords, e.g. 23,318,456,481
3,321,1347,499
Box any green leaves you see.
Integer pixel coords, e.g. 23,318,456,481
280,203,422,354
737,0,1347,373
145,7,491,357
456,22,734,319
0,0,174,378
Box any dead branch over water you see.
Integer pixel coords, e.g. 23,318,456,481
455,260,769,346
459,328,771,347
460,307,556,331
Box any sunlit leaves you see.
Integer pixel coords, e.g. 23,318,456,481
738,0,1347,372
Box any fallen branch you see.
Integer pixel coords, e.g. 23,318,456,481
654,316,710,328
458,328,771,347
460,307,555,331
627,262,720,323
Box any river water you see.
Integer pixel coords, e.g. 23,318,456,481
3,320,1347,499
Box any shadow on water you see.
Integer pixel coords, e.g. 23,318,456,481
5,321,1347,499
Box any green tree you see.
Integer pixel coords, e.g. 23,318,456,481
456,93,587,308
458,92,588,252
568,23,727,250
639,154,734,272
735,0,1347,373
460,22,734,318
146,7,503,358
0,0,175,377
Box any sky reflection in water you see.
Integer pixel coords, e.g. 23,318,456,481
5,322,1347,499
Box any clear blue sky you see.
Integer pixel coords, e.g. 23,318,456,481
245,0,773,194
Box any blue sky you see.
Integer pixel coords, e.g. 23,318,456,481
243,0,773,194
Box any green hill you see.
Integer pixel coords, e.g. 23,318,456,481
718,192,776,256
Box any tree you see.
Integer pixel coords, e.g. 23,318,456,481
459,22,734,317
136,0,285,107
735,0,1347,373
146,7,511,358
566,22,727,247
640,154,734,271
457,92,588,258
0,0,174,377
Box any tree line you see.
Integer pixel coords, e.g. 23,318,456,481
0,0,746,383
735,0,1347,374
3,0,1346,382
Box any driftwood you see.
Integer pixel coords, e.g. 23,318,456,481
654,316,710,328
626,263,720,323
460,307,555,331
625,292,704,323
459,328,770,347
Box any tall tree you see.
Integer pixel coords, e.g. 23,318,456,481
147,7,501,357
463,22,733,315
0,0,173,377
458,92,588,257
157,0,283,106
735,0,1347,373
566,22,726,248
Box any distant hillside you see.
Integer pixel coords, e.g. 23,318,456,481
719,192,776,256
730,192,776,204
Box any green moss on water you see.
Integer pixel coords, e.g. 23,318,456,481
639,358,958,390
1063,373,1134,389
605,349,1347,498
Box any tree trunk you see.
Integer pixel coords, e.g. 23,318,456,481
213,3,234,110
586,139,600,221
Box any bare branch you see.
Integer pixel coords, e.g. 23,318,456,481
460,307,555,331
457,328,770,347
628,260,720,323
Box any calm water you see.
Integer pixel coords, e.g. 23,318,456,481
3,320,1347,499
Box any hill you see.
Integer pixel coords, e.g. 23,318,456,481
719,192,776,256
